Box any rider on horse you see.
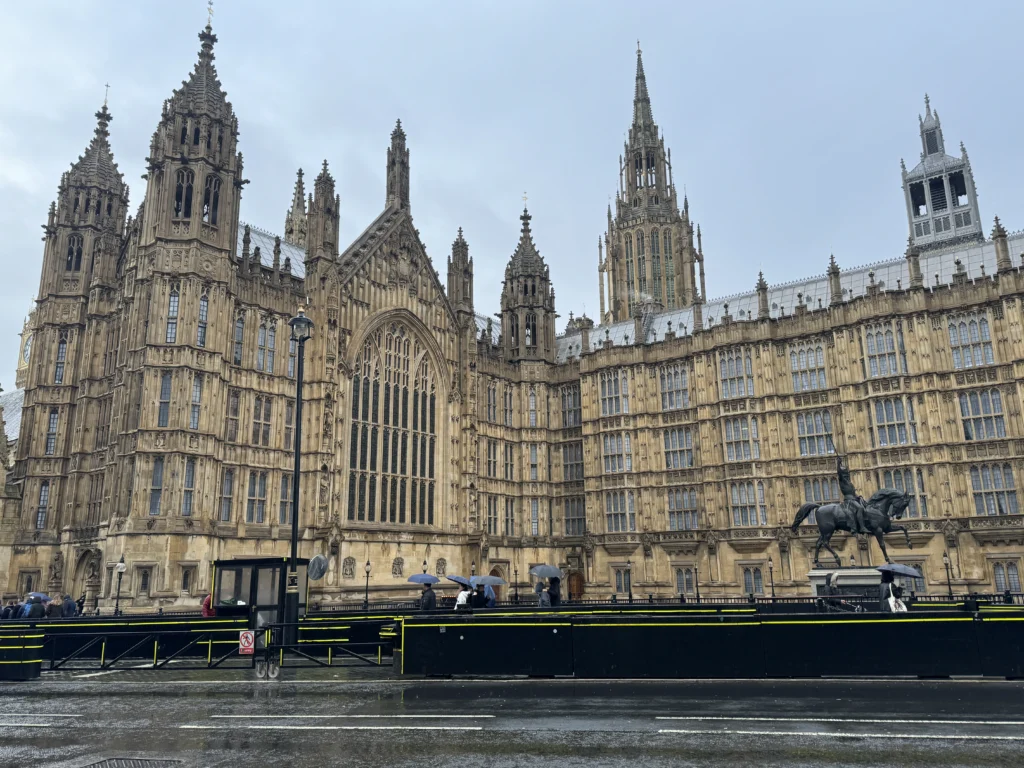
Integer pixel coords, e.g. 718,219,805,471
837,456,870,535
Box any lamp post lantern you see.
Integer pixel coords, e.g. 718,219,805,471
283,308,313,646
850,554,857,568
471,561,476,577
626,559,633,604
113,555,127,616
768,555,776,599
363,560,372,611
422,559,428,574
943,551,954,597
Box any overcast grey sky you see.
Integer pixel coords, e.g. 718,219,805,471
2,1,1022,391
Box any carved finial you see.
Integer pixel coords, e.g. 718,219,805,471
924,93,931,116
103,82,110,108
522,191,528,208
207,0,214,25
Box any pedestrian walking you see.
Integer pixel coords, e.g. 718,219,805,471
62,594,76,618
75,595,85,616
484,584,496,609
536,582,551,608
200,593,215,617
455,585,472,611
0,600,16,621
470,584,488,609
44,598,59,619
419,583,436,612
548,576,561,607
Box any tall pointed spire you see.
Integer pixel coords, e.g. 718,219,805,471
633,42,654,127
284,168,307,246
386,118,410,210
67,102,125,194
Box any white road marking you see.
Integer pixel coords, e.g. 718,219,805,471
0,724,58,728
71,659,186,679
658,729,1024,741
210,714,495,719
0,714,82,718
181,725,483,731
656,716,1024,726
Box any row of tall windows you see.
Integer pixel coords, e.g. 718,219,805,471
484,496,517,536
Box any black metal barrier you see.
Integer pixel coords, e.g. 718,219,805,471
0,613,398,672
401,607,1024,679
0,624,43,680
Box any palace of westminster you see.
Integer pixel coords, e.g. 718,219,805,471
0,22,1022,610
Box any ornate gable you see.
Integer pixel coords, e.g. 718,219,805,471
337,207,457,329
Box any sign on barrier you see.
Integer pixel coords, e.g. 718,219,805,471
239,630,255,655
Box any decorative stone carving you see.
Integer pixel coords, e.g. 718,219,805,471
342,557,356,580
435,558,447,577
391,557,404,577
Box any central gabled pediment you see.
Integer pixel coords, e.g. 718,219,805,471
336,206,457,326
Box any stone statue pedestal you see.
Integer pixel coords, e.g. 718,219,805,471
808,567,881,598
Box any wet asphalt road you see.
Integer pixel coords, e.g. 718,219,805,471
2,668,1024,767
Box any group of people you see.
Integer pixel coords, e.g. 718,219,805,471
417,576,563,611
1,593,84,620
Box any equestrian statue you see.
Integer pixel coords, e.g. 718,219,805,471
791,456,913,566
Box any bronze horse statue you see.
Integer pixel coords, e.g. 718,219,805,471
791,488,913,566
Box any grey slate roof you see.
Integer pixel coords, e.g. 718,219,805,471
555,231,1024,364
236,222,306,279
0,388,24,444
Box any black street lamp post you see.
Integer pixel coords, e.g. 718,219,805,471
113,555,126,616
943,551,954,597
283,308,313,647
694,560,701,604
363,560,372,610
768,555,776,599
513,565,519,603
626,559,633,604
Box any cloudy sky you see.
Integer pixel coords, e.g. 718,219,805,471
1,0,1022,391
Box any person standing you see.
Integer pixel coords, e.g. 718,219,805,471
62,594,76,618
536,582,551,608
419,583,436,611
470,584,488,609
200,594,215,617
455,585,471,611
26,597,46,620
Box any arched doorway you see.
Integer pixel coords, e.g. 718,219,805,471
568,571,584,601
488,567,504,601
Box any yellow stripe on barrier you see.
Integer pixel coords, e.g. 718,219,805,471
0,660,42,665
298,638,350,643
0,645,44,650
0,634,44,640
579,622,759,628
408,622,572,629
762,617,974,625
982,617,1024,622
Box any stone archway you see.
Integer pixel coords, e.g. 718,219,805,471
488,565,506,602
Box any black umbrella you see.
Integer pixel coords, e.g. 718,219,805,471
877,563,922,579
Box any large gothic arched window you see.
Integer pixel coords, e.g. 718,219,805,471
349,323,437,526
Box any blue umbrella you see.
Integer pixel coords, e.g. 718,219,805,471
28,592,52,603
470,575,507,587
408,573,440,585
446,575,471,587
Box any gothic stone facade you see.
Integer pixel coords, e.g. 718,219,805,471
1,33,1022,610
